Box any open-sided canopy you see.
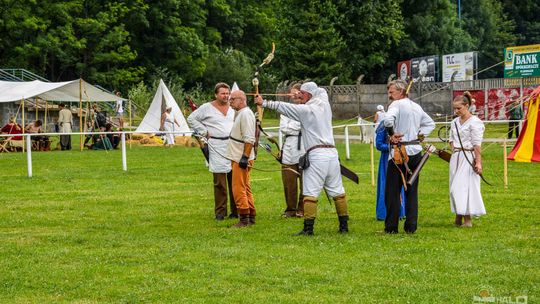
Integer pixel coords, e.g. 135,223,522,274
0,79,123,103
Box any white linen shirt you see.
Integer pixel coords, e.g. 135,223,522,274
263,95,335,151
449,116,484,149
383,97,435,155
226,107,256,162
187,102,234,173
279,115,305,165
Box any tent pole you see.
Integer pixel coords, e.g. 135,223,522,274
129,98,132,149
370,139,375,187
79,78,83,151
44,100,48,132
22,98,26,153
503,139,508,189
35,98,38,121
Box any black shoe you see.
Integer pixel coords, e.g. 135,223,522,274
228,213,238,219
293,219,314,236
215,215,225,221
338,215,349,233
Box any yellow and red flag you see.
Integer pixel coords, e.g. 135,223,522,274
508,86,540,162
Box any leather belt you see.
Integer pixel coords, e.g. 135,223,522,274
306,144,335,153
210,136,229,140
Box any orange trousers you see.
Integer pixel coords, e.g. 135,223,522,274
231,160,256,216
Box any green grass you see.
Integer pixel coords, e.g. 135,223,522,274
0,142,538,303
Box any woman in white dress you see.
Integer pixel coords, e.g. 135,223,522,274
160,107,180,147
449,91,486,227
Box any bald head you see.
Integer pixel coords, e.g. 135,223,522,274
230,90,247,111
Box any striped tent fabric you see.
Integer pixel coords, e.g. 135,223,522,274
508,86,540,162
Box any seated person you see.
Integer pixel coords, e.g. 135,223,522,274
25,120,50,151
1,117,23,140
1,117,24,151
105,123,120,149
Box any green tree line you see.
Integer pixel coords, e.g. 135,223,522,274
0,0,537,99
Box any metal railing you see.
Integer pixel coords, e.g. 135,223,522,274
0,69,50,82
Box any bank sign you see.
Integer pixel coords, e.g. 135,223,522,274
504,44,540,78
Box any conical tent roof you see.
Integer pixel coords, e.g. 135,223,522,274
135,79,190,134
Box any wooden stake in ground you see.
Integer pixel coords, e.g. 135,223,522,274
503,139,508,189
79,78,83,151
370,139,375,186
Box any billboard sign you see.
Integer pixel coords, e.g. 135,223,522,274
411,56,439,82
504,44,540,78
442,51,477,82
397,60,411,81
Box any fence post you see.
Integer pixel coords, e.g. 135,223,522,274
503,139,508,189
344,126,350,160
121,132,127,171
26,134,32,177
370,139,375,186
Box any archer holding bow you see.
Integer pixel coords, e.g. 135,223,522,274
449,91,486,228
383,80,435,234
255,82,350,236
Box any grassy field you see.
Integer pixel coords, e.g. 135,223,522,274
0,141,538,303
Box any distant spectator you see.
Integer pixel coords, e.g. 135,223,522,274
115,91,124,130
508,101,523,139
105,123,120,149
1,117,23,140
58,103,73,150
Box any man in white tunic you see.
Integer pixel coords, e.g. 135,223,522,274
383,80,435,234
279,84,305,217
227,90,256,228
57,103,73,150
255,82,349,235
449,92,486,227
188,83,236,220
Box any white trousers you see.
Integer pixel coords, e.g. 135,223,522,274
302,149,345,198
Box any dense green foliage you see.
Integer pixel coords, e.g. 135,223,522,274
0,142,537,302
0,0,536,96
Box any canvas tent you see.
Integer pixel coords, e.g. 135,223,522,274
135,79,190,134
508,85,540,162
0,79,121,102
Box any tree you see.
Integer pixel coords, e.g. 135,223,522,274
275,0,347,84
461,0,516,78
336,0,405,83
501,0,540,45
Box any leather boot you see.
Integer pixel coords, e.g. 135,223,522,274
247,215,256,226
232,215,249,228
338,215,349,233
294,219,314,236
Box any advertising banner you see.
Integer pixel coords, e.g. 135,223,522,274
397,60,411,81
411,56,439,82
504,44,540,78
453,87,535,120
442,52,477,82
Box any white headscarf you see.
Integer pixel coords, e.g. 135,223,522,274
300,82,318,97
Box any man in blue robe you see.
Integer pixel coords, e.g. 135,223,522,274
375,122,406,221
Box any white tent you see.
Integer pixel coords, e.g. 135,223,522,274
135,79,190,134
0,79,122,102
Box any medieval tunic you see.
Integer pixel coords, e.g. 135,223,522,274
449,116,486,216
58,107,73,150
375,123,406,220
226,107,256,215
163,112,176,145
279,114,305,216
188,102,234,173
383,97,435,233
280,115,304,165
263,88,344,198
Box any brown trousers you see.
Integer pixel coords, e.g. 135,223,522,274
231,161,256,216
281,164,304,215
213,172,236,217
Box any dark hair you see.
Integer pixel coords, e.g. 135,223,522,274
59,103,65,107
454,91,474,106
35,120,42,127
214,82,230,94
